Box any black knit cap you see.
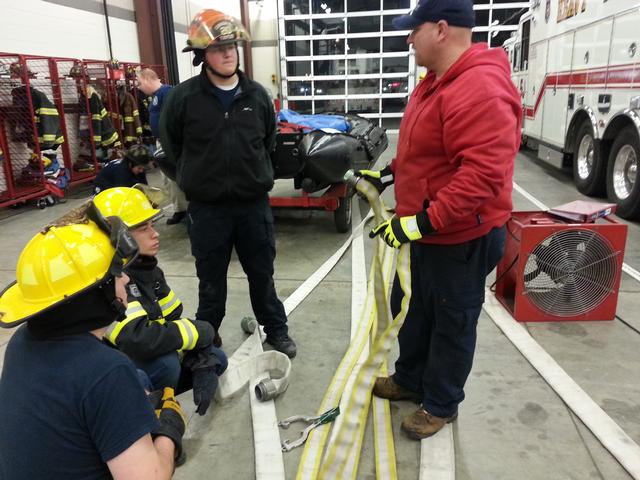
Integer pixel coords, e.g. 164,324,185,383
393,0,475,30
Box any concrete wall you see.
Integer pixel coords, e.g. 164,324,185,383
0,0,140,62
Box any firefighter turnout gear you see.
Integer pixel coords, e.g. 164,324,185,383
103,255,214,360
11,86,64,149
93,187,162,229
84,86,120,149
183,9,251,52
0,222,126,327
118,88,142,146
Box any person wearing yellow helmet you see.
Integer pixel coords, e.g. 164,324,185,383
93,187,227,416
159,9,296,358
0,216,186,478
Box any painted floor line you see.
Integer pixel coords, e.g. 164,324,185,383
512,182,640,284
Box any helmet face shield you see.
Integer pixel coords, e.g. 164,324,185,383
183,9,250,52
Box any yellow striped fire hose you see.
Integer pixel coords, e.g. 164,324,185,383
295,170,413,480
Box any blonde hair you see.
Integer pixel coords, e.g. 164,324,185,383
137,68,160,81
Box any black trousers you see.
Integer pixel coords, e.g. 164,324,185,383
391,226,506,418
187,195,288,338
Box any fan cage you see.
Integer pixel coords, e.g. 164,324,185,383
523,228,621,317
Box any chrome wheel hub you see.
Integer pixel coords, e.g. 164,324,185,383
612,145,638,200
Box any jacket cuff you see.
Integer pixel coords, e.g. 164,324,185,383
416,210,436,235
380,164,394,186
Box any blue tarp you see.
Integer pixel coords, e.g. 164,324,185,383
277,109,350,132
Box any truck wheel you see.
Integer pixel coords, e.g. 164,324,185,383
573,121,606,196
606,126,640,219
334,195,352,233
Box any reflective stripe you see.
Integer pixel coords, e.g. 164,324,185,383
135,126,142,134
124,136,138,142
102,131,119,147
104,301,146,344
93,135,101,142
98,132,120,147
35,107,58,116
100,108,108,118
91,114,102,120
159,291,182,317
174,319,198,351
123,116,134,122
38,134,64,144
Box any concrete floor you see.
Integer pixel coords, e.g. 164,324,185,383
0,135,639,479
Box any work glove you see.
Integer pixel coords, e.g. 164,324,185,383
354,165,394,194
151,387,187,461
369,210,435,248
192,367,219,416
183,347,228,416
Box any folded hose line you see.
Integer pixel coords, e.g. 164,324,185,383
297,172,410,479
213,208,374,479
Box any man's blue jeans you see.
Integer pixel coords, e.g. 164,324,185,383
391,226,506,418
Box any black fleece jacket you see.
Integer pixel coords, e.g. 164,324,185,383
159,69,276,203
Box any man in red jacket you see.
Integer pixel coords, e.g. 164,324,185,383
359,0,522,439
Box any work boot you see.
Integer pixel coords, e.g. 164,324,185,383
372,376,421,402
266,334,297,358
213,331,222,348
401,407,458,440
166,211,186,225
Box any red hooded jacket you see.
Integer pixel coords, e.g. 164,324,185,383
391,43,522,245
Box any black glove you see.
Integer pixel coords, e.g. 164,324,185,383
354,165,394,194
192,367,219,416
152,387,187,460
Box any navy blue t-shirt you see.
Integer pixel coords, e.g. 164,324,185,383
0,325,159,480
210,83,240,113
149,84,172,137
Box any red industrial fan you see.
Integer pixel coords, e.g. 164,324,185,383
495,201,628,322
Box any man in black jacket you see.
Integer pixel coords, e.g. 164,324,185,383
159,9,296,358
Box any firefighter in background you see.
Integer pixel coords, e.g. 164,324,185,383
0,216,186,477
94,187,228,415
94,144,151,194
137,68,187,226
362,0,521,439
159,9,297,358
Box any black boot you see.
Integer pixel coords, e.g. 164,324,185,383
266,334,297,358
166,211,186,225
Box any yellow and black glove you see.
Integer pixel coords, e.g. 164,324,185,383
152,387,187,462
369,210,435,248
354,165,394,194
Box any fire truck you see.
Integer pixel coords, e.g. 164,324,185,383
503,0,640,219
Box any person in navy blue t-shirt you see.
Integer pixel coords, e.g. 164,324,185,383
0,215,187,479
138,68,187,226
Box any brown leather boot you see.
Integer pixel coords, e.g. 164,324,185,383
401,407,458,440
372,376,421,402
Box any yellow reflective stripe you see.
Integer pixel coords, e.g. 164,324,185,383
91,114,102,120
135,126,142,134
38,134,63,143
104,301,146,344
124,135,138,142
93,135,102,142
174,319,198,351
100,108,108,118
123,116,134,122
159,291,182,317
35,107,58,116
102,131,119,147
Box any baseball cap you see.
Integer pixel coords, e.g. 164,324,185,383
393,0,475,30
